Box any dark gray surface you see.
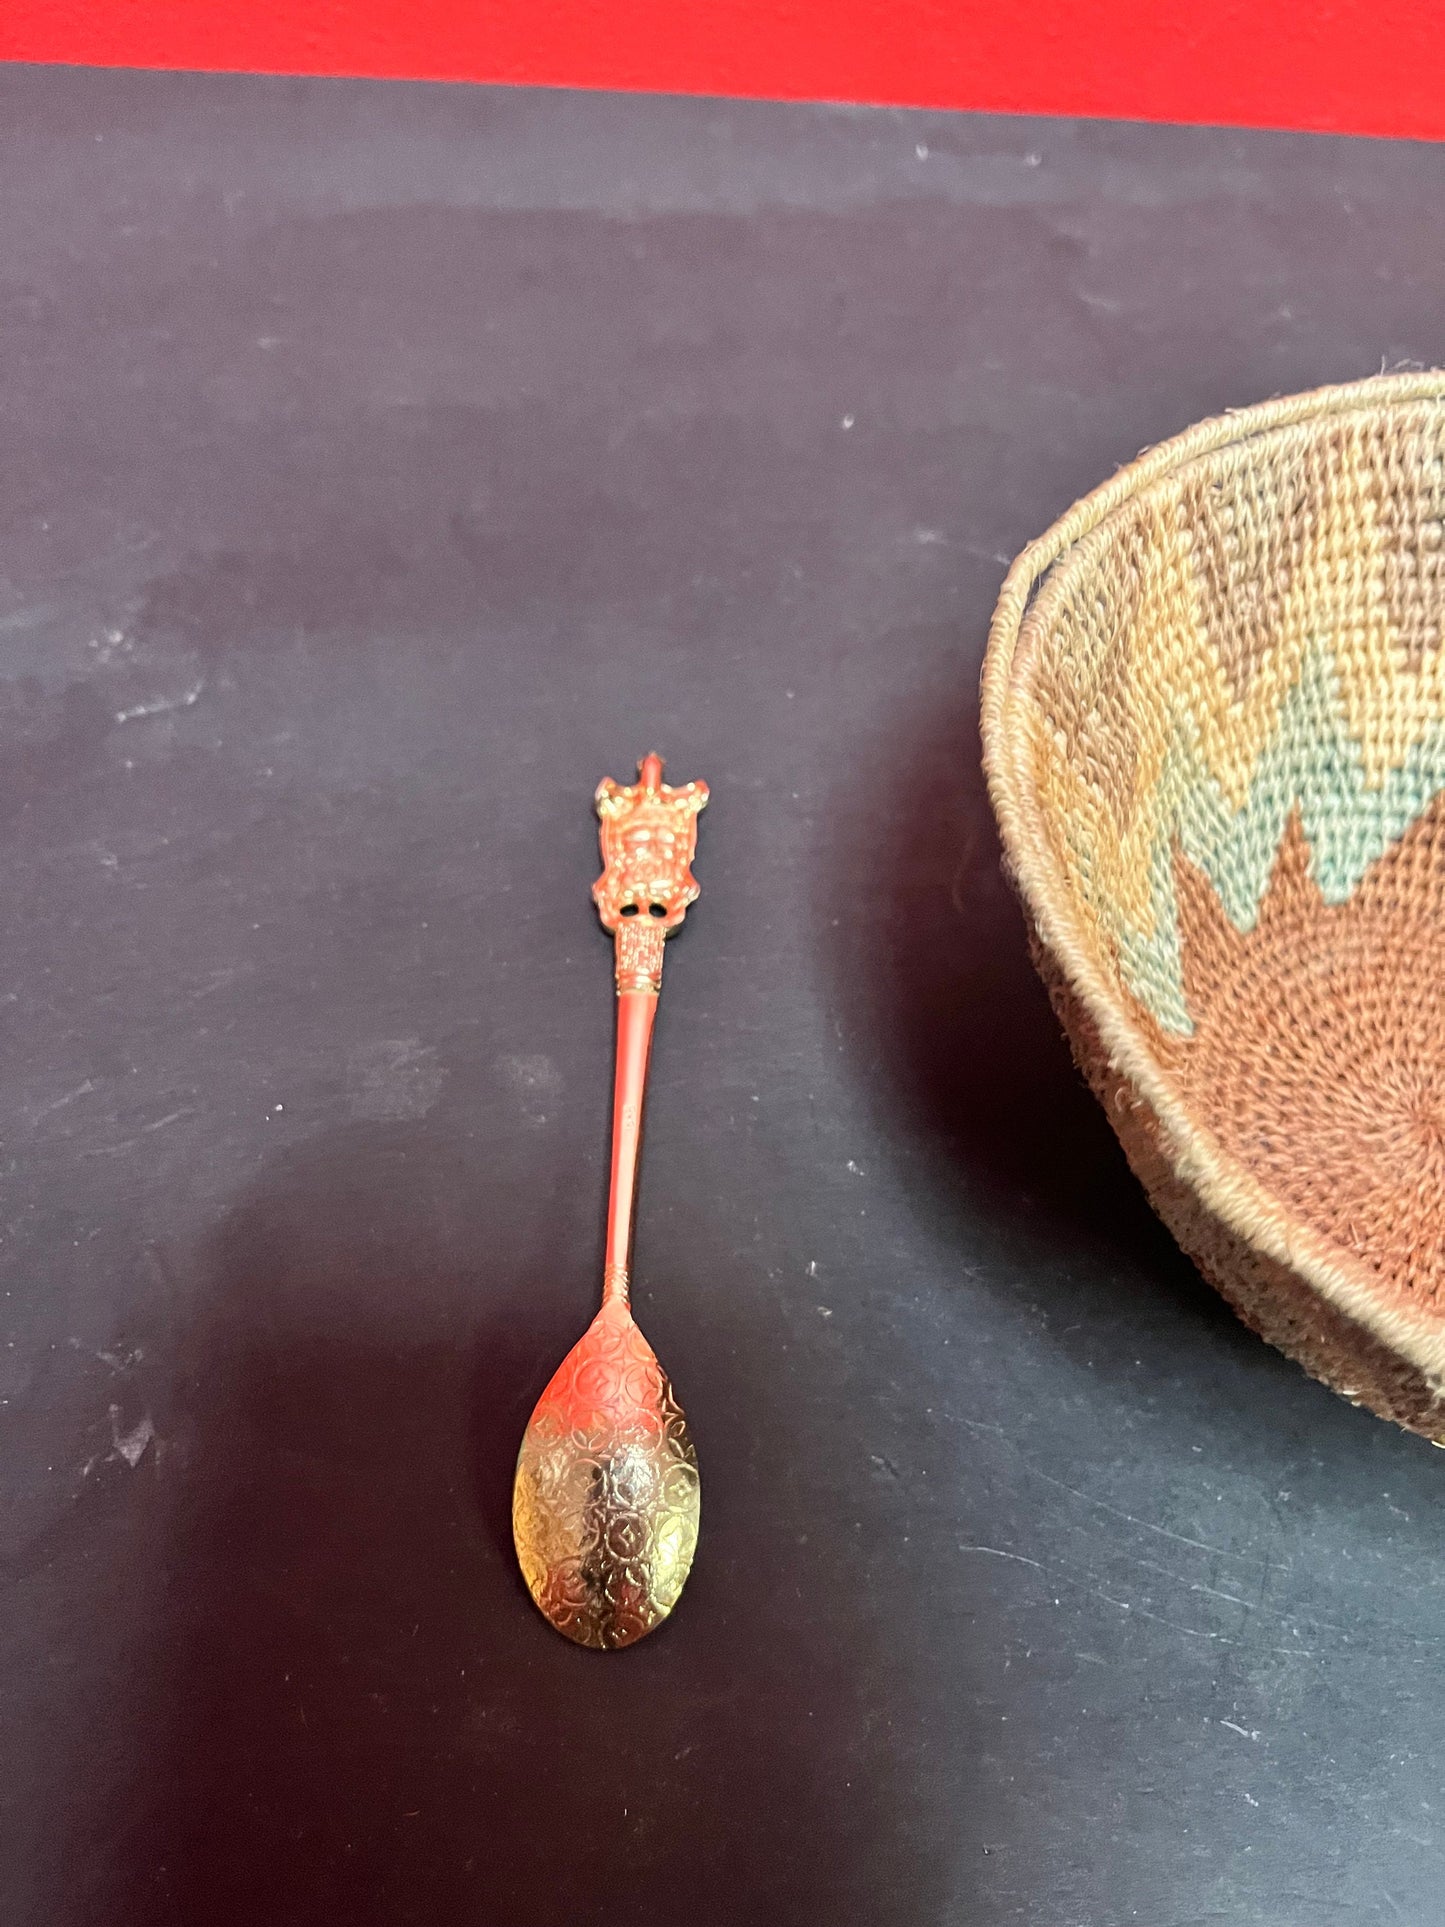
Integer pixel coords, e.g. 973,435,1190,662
1,65,1442,1927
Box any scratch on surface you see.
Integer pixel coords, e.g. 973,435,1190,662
956,1542,1316,1657
142,1108,194,1134
191,965,250,1001
958,1545,1045,1571
1219,1720,1260,1740
30,1080,95,1124
1031,1466,1251,1562
1131,1550,1254,1607
1180,1577,1252,1609
1072,1583,1314,1657
83,1136,144,1158
114,681,205,725
954,1414,1007,1438
1126,1549,1363,1642
1014,1458,1441,1656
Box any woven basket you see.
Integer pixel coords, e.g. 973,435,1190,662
983,373,1445,1443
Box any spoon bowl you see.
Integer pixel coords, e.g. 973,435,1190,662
513,1299,700,1650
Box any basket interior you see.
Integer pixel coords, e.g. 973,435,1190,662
1016,402,1445,1308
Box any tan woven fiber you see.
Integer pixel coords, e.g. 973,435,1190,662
982,373,1445,1441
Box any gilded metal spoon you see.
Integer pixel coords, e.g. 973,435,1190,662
512,755,707,1649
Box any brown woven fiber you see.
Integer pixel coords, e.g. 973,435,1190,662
982,373,1445,1442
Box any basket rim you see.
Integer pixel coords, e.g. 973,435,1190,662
981,370,1445,1389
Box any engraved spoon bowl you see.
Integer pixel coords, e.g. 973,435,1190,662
513,1299,700,1650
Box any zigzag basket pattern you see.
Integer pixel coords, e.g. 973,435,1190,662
983,374,1445,1442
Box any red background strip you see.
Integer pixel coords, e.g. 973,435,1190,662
1,1,1442,142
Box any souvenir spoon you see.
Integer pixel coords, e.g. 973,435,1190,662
512,754,707,1649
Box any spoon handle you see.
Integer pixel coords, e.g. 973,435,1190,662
593,754,709,1311
603,983,657,1307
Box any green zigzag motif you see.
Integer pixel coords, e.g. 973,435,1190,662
1065,637,1445,1034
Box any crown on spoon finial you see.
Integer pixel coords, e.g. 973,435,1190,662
593,754,708,993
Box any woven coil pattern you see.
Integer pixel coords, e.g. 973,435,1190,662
982,375,1445,1440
